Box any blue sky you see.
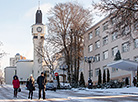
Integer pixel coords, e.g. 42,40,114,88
0,0,102,71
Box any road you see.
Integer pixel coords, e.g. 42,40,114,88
0,85,138,102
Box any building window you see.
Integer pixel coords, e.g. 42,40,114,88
112,31,118,41
103,36,108,45
41,36,44,39
122,26,130,35
111,17,116,25
134,39,138,48
95,54,100,62
112,68,118,73
134,56,138,62
112,46,118,56
95,68,100,77
33,36,38,39
95,27,100,36
122,42,129,52
88,44,93,52
95,40,100,49
103,50,108,60
88,32,93,40
103,22,108,31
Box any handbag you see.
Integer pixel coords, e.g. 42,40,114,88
18,88,21,92
33,86,35,91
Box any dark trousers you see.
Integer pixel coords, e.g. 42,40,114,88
28,90,33,99
39,88,45,99
14,88,18,97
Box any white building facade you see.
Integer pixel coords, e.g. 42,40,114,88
17,60,33,82
83,16,138,85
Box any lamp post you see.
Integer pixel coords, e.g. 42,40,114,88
84,56,94,79
60,65,68,87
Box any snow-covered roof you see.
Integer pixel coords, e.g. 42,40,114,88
17,59,33,62
107,59,138,71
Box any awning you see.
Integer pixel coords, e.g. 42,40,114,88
107,59,138,71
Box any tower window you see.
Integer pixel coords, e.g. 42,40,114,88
34,36,38,39
41,36,44,39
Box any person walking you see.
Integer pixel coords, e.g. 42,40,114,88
88,78,93,89
27,74,35,99
133,77,137,86
37,72,47,99
12,75,20,98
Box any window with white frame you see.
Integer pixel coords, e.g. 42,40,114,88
103,50,108,60
88,44,93,52
112,31,118,41
134,39,138,48
95,27,100,36
88,31,93,40
95,54,100,62
103,22,108,31
134,56,138,62
112,46,118,56
103,36,108,45
95,68,100,77
122,42,129,52
122,26,130,35
95,40,100,49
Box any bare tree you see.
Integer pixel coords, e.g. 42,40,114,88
0,41,6,59
35,41,58,79
47,2,93,85
92,0,138,39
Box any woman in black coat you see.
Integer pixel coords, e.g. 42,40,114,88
27,74,35,99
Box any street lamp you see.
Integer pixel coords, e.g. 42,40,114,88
60,65,68,87
84,56,94,79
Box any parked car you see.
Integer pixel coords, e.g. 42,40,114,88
46,82,56,91
59,83,72,89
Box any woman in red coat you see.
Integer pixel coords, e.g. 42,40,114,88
12,75,20,98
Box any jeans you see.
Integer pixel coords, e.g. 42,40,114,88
39,88,45,99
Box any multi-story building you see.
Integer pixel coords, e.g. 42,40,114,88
83,16,138,86
10,53,26,66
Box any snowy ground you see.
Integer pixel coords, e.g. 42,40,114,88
0,84,138,102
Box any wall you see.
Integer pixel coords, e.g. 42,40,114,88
17,60,33,82
4,67,16,84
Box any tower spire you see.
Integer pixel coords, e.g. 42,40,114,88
36,1,42,24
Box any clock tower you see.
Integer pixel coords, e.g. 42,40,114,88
32,8,46,79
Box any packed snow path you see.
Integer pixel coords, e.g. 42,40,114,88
0,85,138,102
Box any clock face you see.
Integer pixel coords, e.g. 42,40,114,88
37,27,42,32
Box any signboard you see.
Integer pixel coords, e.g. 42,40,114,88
55,72,58,76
